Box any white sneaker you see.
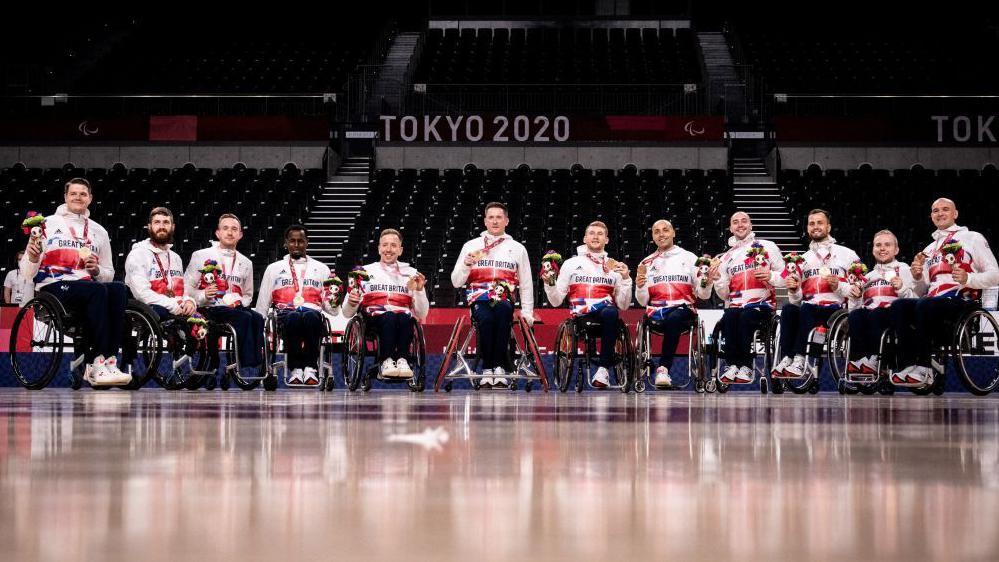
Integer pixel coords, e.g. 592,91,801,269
101,356,132,386
861,355,879,375
479,368,494,388
735,365,754,383
84,355,107,384
303,367,319,386
381,358,398,378
773,356,793,376
591,366,611,388
395,358,414,379
719,364,740,384
654,366,672,387
288,368,305,384
784,355,807,378
891,365,917,384
86,356,131,386
904,366,933,385
491,367,508,388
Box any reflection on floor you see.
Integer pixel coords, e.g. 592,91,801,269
1,389,997,561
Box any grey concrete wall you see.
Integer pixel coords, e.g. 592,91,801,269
376,144,728,170
779,146,997,170
2,144,327,169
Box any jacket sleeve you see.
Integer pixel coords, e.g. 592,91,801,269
96,231,114,282
614,275,633,310
517,245,534,321
254,265,273,315
241,258,254,308
966,233,999,290
450,241,473,287
185,252,208,306
544,259,571,307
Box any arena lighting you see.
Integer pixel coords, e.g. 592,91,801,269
413,83,427,93
684,83,698,93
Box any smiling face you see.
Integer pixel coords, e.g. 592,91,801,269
651,220,675,250
807,212,832,242
64,182,92,215
584,225,609,253
871,233,899,264
379,232,402,264
729,212,752,240
931,198,958,230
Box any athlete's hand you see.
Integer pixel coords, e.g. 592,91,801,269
347,289,362,306
952,268,969,285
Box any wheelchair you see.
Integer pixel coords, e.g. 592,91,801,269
262,307,337,391
768,306,851,394
704,307,779,394
148,314,219,390
434,306,548,392
8,290,164,390
170,308,267,391
633,311,707,393
832,300,999,396
342,311,427,392
552,313,634,393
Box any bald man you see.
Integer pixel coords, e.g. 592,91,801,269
888,198,999,384
635,220,712,387
705,212,785,384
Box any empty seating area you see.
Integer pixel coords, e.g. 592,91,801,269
416,26,701,85
741,28,999,95
0,164,325,285
336,166,732,307
777,166,999,260
71,16,383,95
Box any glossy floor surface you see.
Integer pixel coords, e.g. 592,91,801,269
1,389,997,561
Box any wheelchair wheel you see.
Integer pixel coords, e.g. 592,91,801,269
553,320,575,393
953,308,999,395
614,319,634,393
222,326,260,390
342,316,367,391
826,312,851,389
8,294,66,389
122,302,166,390
407,320,427,392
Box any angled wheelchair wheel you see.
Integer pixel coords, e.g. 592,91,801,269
954,308,999,395
553,320,575,393
8,294,67,389
342,316,367,391
408,320,427,393
122,301,166,390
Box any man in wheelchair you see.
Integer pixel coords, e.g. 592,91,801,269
843,230,916,376
775,209,860,378
20,177,131,385
543,221,633,388
341,228,428,380
451,202,535,389
184,213,264,372
255,225,334,385
705,212,785,384
635,220,711,387
125,207,199,350
889,198,999,384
